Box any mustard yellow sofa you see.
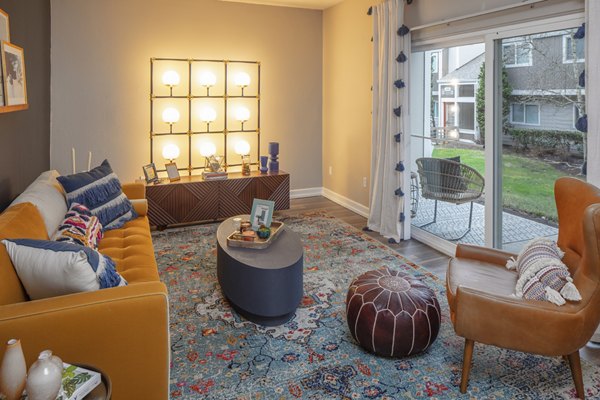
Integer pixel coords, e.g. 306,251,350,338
0,183,169,400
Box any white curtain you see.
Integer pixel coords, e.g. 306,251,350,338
368,0,411,243
586,0,600,188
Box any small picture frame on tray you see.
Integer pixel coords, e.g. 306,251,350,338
250,198,275,230
165,162,180,182
142,163,159,184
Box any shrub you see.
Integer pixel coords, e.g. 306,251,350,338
508,128,583,160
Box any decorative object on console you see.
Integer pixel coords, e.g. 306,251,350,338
142,163,160,184
57,160,137,230
2,239,127,300
1,41,27,107
0,338,27,400
250,198,275,230
259,155,268,174
235,140,251,176
346,267,441,357
268,142,279,173
199,142,226,180
26,350,63,400
506,238,581,306
150,58,260,176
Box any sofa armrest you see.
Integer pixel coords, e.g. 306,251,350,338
131,199,148,217
122,182,146,200
0,282,169,400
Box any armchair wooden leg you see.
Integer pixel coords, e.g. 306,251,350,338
460,339,475,393
567,351,585,399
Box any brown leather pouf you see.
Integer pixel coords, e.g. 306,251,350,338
346,267,441,357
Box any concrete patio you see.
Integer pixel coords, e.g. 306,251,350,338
411,197,558,252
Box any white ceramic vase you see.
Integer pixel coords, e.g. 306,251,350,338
25,350,63,400
0,338,27,400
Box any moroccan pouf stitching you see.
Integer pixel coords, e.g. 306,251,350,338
346,267,441,357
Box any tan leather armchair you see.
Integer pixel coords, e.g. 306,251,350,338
446,177,600,399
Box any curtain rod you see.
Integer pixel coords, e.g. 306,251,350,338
409,0,547,32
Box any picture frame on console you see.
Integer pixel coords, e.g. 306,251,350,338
142,163,160,184
0,9,9,43
1,41,27,106
250,199,275,230
165,162,180,182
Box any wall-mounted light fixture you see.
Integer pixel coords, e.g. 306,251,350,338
234,72,251,95
235,106,250,131
162,107,180,133
199,71,217,96
162,143,180,162
162,70,180,96
199,107,217,132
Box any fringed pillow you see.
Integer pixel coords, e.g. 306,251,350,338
506,238,581,306
52,203,103,249
2,239,127,300
57,160,137,230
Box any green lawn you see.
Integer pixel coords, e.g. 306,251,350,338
431,148,570,221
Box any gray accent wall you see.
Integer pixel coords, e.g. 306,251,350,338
0,0,51,210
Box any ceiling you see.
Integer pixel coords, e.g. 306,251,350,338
219,0,345,10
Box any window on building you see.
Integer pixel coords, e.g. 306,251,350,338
503,41,532,67
563,35,585,63
458,84,475,97
510,103,540,125
458,102,475,130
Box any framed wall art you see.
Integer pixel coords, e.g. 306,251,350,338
0,9,9,43
1,41,27,106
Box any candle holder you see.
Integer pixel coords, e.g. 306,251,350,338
268,142,279,173
241,155,251,176
259,156,268,174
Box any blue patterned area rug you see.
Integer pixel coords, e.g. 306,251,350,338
152,211,600,399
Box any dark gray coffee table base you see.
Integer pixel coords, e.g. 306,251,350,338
217,216,304,326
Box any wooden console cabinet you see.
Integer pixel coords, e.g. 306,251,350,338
144,171,290,228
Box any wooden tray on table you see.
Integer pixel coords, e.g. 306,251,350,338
226,221,284,249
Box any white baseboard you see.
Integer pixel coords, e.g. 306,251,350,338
321,187,370,218
290,187,323,199
411,226,457,257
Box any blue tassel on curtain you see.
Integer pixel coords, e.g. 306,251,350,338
393,107,402,117
397,25,410,36
394,79,405,89
396,52,407,63
394,188,404,197
576,115,588,133
395,162,405,172
574,23,585,39
579,70,585,88
399,212,405,223
394,133,402,142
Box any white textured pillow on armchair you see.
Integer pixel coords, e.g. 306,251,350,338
506,237,581,306
2,239,127,300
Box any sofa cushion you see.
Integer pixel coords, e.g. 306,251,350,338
0,203,49,304
10,170,67,237
2,239,127,300
57,160,137,231
52,203,103,249
99,216,159,283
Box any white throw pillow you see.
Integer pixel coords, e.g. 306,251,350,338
2,239,127,300
10,170,67,237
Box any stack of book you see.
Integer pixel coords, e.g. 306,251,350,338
57,363,101,400
202,171,228,180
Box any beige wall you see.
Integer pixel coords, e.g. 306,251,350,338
323,0,373,207
50,0,322,190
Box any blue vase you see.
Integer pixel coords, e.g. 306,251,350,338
268,142,279,173
260,156,268,174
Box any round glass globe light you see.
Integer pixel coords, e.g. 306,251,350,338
162,70,180,86
199,142,217,157
235,107,250,122
234,140,251,156
199,71,217,87
162,143,180,160
162,107,180,124
199,107,217,123
234,72,251,87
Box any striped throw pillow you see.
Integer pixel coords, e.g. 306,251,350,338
57,160,137,230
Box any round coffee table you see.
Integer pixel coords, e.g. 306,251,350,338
216,215,304,326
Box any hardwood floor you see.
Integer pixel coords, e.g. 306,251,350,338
284,196,600,366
